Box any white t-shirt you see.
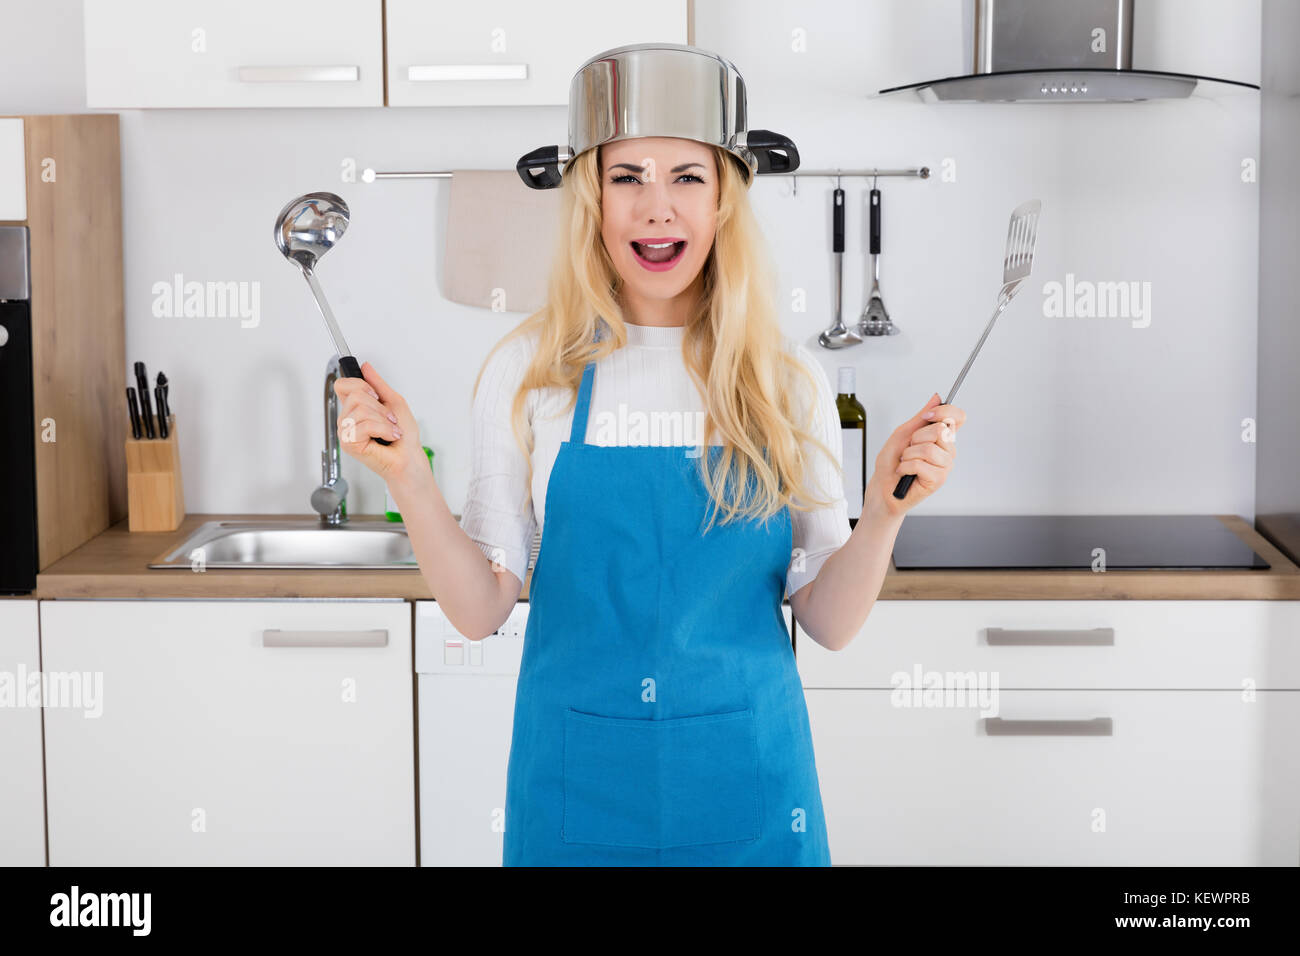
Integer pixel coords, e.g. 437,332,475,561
458,321,852,599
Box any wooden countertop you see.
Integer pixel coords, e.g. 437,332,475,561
20,513,1300,601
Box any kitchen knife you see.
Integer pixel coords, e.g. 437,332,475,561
126,387,142,440
155,386,169,438
134,361,156,439
155,372,170,420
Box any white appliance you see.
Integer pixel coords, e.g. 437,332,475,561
415,600,527,866
415,600,795,866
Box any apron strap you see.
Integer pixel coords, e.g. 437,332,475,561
570,322,605,445
570,360,596,445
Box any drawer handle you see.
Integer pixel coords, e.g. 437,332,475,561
262,629,387,648
406,64,528,82
237,66,361,83
985,627,1114,646
983,717,1113,736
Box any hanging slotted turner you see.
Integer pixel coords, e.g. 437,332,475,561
893,199,1041,501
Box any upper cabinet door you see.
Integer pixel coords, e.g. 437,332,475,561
0,119,26,221
84,0,384,108
385,0,689,106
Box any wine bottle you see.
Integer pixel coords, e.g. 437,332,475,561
836,367,867,529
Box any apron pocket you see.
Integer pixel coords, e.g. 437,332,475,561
561,707,760,849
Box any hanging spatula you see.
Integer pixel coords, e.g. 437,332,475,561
893,199,1041,501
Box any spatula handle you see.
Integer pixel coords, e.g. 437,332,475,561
869,188,881,255
338,355,392,446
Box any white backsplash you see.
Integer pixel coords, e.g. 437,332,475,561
0,0,1265,519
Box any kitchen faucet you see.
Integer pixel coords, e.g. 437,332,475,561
311,354,349,525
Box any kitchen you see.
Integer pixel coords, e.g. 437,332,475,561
0,0,1297,896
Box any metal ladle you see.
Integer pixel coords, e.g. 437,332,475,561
273,191,390,446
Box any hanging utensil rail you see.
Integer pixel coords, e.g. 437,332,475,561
361,165,931,193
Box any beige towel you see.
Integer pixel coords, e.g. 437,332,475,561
442,169,562,314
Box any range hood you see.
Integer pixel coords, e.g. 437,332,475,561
879,0,1259,103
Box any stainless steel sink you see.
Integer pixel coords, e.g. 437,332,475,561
148,519,417,569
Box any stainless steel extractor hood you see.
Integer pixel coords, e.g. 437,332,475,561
879,0,1258,103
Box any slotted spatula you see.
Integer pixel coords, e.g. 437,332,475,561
893,199,1041,501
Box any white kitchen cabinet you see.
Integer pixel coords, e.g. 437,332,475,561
0,601,45,866
0,119,26,221
806,688,1300,866
797,600,1300,689
40,599,414,865
795,600,1300,865
385,0,689,107
83,0,384,108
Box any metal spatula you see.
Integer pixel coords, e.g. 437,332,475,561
893,199,1041,501
859,185,899,336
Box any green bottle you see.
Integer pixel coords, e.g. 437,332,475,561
386,444,434,521
836,367,867,529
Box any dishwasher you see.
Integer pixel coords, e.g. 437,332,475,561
415,600,528,867
416,597,796,866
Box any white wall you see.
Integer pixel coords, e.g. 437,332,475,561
0,0,1265,519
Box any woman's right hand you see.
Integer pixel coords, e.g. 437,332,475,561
333,361,428,487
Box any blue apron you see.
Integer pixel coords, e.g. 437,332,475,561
502,332,832,866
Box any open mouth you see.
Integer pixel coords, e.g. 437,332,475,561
630,240,687,270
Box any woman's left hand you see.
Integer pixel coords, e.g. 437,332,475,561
863,392,966,521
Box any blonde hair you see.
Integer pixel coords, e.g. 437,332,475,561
472,143,840,533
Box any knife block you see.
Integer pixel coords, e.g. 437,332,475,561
125,415,185,532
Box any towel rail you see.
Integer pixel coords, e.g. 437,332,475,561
361,165,930,196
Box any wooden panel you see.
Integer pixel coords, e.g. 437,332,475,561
24,114,126,571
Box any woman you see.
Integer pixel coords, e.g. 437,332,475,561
336,46,965,866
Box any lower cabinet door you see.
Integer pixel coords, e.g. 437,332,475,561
0,600,45,866
40,600,414,865
806,688,1300,865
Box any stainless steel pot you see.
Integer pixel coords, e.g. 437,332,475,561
516,42,800,189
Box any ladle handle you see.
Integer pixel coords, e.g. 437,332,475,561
338,355,392,446
892,472,916,500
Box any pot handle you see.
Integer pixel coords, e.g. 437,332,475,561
745,129,801,175
516,145,565,189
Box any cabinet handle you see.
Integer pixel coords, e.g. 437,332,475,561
406,64,528,82
983,717,1113,736
237,66,360,83
985,627,1114,646
262,629,387,648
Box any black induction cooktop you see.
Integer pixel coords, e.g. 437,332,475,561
891,515,1270,571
